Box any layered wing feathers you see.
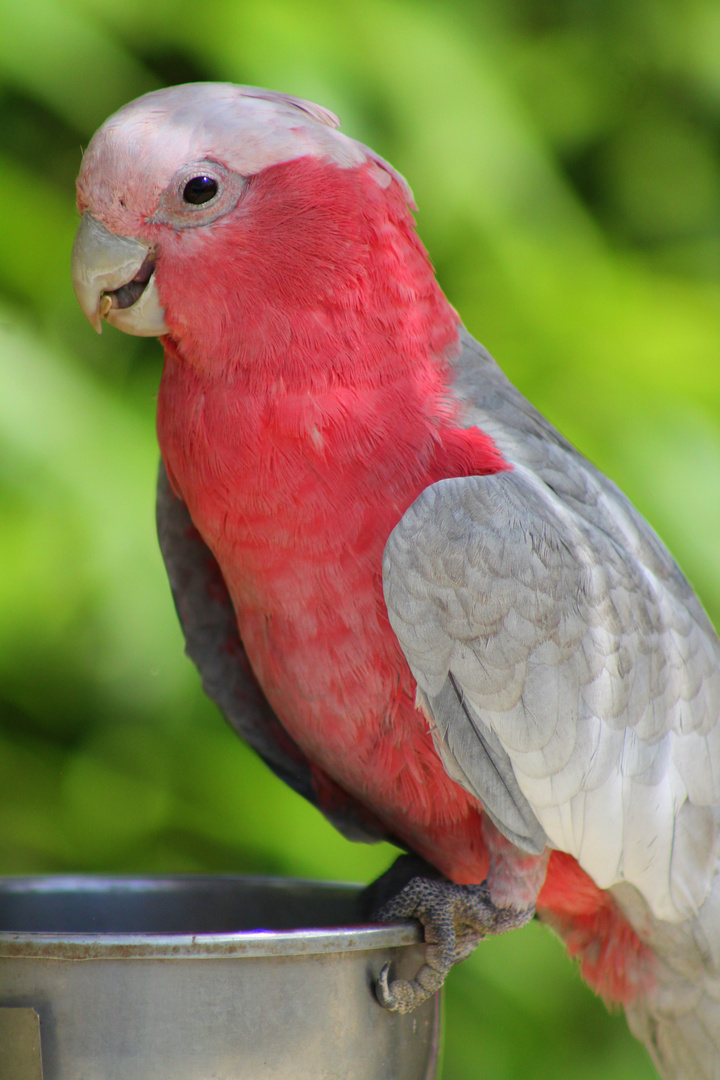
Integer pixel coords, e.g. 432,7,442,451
383,330,720,922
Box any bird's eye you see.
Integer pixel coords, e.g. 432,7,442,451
183,176,219,205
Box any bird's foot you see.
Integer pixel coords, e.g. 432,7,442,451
365,855,534,1014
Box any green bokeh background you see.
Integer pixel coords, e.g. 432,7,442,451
2,1,720,1077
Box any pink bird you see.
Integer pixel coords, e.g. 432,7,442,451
71,84,720,1079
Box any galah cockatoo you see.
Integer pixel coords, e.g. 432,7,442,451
71,83,720,1079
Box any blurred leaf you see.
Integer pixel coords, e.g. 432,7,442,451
0,0,157,131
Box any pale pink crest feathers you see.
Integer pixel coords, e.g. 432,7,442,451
77,82,413,232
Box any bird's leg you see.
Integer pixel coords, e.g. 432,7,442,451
363,847,544,1014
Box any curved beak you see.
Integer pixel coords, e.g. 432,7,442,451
71,213,169,336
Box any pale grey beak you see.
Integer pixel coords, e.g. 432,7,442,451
71,213,168,336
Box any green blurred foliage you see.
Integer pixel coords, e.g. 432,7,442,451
1,1,719,1076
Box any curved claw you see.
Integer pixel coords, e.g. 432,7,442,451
376,962,400,1011
375,953,449,1014
372,868,535,1014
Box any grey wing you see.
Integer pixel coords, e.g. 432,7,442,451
156,463,391,845
383,330,720,922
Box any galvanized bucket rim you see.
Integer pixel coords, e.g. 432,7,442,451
0,873,420,960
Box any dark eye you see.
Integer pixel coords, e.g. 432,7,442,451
183,176,219,205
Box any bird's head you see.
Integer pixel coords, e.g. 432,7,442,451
71,83,438,380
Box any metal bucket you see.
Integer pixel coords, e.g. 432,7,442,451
0,875,441,1080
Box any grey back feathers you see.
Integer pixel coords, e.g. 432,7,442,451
382,328,720,1078
383,328,720,923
